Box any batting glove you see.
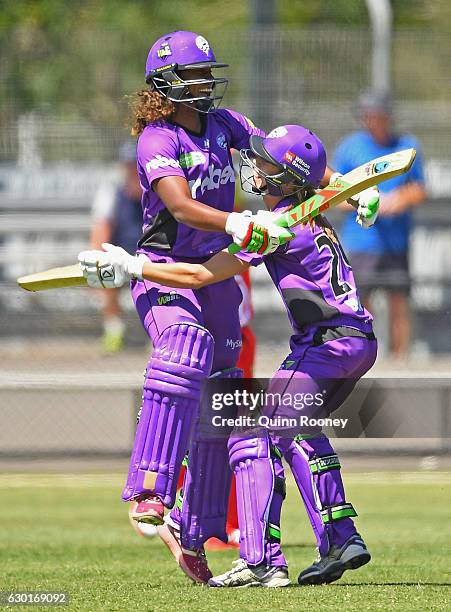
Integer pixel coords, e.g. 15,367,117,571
78,243,148,288
351,186,380,228
329,173,380,229
225,210,294,255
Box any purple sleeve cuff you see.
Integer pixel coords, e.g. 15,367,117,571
233,249,264,267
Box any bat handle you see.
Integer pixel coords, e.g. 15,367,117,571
227,213,292,255
228,242,241,255
275,215,289,228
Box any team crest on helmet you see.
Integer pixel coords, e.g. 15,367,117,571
157,42,172,59
267,127,288,138
195,35,210,55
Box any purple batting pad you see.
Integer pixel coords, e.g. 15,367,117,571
264,333,376,556
278,434,357,556
262,447,288,568
122,323,214,506
179,368,242,550
228,434,280,566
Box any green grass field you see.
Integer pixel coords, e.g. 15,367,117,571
0,472,450,611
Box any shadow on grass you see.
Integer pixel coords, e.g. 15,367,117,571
277,582,451,589
329,582,451,587
134,581,451,589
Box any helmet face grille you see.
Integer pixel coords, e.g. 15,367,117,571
145,31,228,112
239,148,309,197
149,67,228,113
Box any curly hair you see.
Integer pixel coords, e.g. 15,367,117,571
129,89,175,136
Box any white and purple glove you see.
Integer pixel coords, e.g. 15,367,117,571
329,172,380,229
352,186,380,228
225,209,294,255
78,243,148,288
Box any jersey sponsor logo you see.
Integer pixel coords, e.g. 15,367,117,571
189,163,235,197
281,359,296,369
146,155,181,172
157,291,180,306
226,338,242,350
179,151,207,168
195,35,210,55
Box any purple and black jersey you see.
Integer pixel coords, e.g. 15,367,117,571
136,109,263,259
236,198,373,334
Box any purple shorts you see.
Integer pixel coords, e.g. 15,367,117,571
266,325,378,437
131,252,243,373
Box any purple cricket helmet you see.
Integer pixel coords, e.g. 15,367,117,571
240,125,327,197
145,31,228,113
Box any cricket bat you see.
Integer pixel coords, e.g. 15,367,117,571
17,148,416,292
17,264,86,292
228,147,416,255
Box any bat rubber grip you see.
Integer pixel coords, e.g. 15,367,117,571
228,243,241,255
275,215,289,228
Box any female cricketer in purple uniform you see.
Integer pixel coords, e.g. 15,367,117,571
79,124,379,587
94,30,293,582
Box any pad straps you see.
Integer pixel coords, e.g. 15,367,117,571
309,454,341,474
321,503,357,524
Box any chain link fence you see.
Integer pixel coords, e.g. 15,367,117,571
1,27,451,159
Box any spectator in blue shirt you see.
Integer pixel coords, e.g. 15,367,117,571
333,91,426,358
90,142,143,352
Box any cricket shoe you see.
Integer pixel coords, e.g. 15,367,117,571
208,558,290,588
129,495,164,525
128,502,157,538
298,534,371,586
156,522,212,584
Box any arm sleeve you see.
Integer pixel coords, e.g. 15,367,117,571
219,109,265,150
233,248,265,267
137,127,185,188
